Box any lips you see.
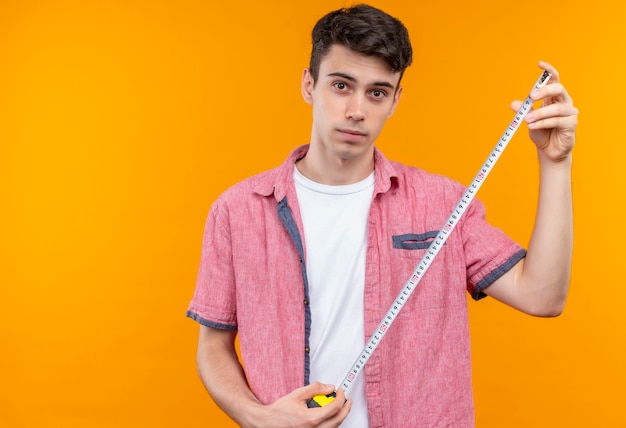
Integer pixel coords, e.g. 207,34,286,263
339,128,366,136
337,128,367,143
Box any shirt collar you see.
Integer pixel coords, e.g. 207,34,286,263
253,145,399,200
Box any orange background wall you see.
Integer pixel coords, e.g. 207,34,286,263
1,0,624,426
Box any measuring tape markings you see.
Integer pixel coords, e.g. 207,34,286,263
334,70,553,397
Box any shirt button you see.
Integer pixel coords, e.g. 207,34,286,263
303,299,308,306
305,346,310,353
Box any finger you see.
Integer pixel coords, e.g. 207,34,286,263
510,99,529,112
302,381,336,400
311,386,347,413
334,387,347,404
322,391,351,426
527,114,578,131
332,397,352,423
307,388,350,426
531,82,573,105
526,102,579,124
511,99,542,123
538,60,560,83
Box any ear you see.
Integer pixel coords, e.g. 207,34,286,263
388,86,403,118
301,68,314,105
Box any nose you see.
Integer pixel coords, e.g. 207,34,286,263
346,94,365,121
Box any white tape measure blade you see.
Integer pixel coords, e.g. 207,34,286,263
338,69,552,396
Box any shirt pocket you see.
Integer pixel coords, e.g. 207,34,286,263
390,231,457,311
392,231,442,250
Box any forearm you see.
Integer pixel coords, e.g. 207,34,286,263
195,326,351,427
521,152,573,314
196,327,264,427
487,61,577,316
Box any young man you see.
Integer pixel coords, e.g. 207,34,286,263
186,4,578,427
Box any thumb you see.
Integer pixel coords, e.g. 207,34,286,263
301,381,336,398
299,382,337,407
510,100,525,112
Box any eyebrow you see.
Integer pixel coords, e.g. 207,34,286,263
327,72,396,90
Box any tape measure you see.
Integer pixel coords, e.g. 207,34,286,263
307,69,552,408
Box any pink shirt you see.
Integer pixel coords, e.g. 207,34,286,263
187,145,525,427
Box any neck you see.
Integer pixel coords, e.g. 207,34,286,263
296,143,375,185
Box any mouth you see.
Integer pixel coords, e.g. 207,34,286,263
338,128,367,135
337,128,367,143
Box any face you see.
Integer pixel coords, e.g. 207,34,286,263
302,44,403,164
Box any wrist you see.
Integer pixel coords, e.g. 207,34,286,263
233,399,267,428
538,151,573,171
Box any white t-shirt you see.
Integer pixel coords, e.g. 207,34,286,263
294,167,374,427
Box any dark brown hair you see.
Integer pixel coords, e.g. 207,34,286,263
309,4,413,83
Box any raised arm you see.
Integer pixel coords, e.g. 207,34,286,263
195,325,351,427
484,61,578,317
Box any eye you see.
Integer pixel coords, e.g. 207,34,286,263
333,81,349,91
371,89,387,99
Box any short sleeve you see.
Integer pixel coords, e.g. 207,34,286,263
462,198,526,300
186,201,238,330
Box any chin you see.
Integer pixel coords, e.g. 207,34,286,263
334,142,373,160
